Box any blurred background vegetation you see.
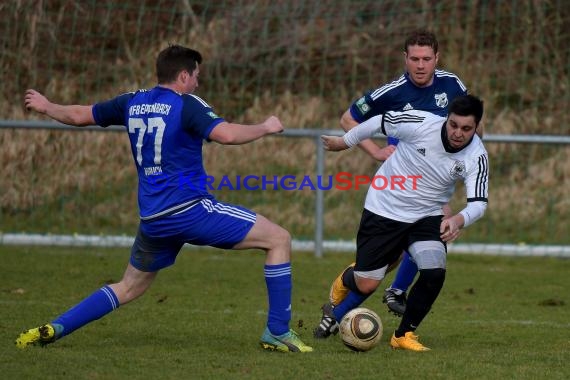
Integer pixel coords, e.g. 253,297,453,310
1,0,569,244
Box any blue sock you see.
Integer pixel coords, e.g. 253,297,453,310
391,251,418,292
52,285,119,339
333,291,370,321
264,263,292,336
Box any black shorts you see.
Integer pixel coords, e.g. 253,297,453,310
354,208,445,273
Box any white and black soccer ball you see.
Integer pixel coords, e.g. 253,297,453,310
339,307,383,352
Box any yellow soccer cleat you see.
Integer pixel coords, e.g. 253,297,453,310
329,262,355,305
390,332,431,352
15,324,56,349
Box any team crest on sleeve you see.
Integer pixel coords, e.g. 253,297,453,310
207,111,220,119
356,97,371,115
435,93,448,108
449,160,466,179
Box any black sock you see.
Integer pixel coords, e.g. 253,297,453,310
342,267,357,291
396,268,446,337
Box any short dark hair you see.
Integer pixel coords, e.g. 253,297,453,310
156,45,202,84
449,95,484,125
404,29,438,55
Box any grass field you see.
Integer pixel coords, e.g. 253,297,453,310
1,245,569,379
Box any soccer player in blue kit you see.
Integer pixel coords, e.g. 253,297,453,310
16,45,312,353
314,29,472,336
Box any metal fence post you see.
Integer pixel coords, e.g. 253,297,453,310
315,135,324,258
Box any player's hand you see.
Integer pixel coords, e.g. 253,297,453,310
372,145,396,161
321,135,348,151
440,215,462,243
263,116,284,134
24,89,50,114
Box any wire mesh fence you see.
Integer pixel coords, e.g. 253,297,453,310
1,0,569,245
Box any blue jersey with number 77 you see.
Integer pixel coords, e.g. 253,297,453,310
92,86,225,221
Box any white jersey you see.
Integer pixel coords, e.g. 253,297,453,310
343,110,489,223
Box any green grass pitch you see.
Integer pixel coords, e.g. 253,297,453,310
1,245,568,379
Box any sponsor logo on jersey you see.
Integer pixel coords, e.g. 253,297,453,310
356,97,370,115
449,160,466,179
207,111,220,119
129,102,172,116
416,148,426,156
435,93,448,108
403,103,414,111
144,166,163,176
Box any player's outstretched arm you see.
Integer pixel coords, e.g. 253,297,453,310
321,135,349,151
24,89,95,127
322,113,387,152
340,110,395,161
208,116,283,145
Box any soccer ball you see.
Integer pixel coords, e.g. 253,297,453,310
339,307,383,352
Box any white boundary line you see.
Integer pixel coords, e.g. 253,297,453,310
1,233,569,258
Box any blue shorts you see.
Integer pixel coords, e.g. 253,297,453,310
130,198,256,272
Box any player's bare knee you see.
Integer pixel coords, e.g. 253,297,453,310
270,225,291,250
355,276,380,295
357,282,378,295
352,265,387,294
252,215,291,250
